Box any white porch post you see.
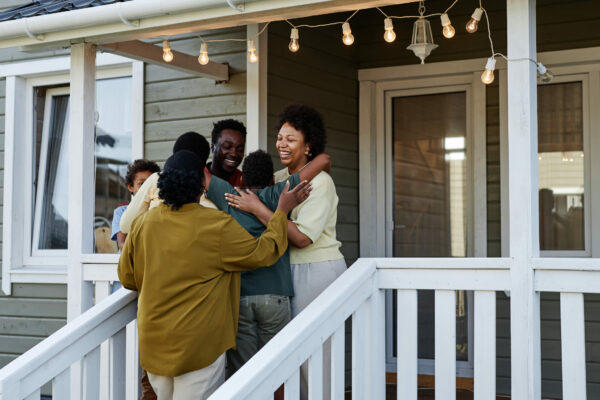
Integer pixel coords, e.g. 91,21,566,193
68,42,97,396
246,23,268,154
506,1,541,399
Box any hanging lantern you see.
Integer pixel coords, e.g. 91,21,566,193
407,16,438,64
406,2,437,64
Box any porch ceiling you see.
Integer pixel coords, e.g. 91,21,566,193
0,0,418,51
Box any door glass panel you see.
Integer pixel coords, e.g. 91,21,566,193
392,92,468,361
538,82,584,251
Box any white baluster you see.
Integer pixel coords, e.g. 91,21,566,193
110,327,127,400
352,302,366,397
474,291,496,400
53,368,71,399
285,369,300,399
365,288,385,399
560,292,587,400
331,324,345,400
95,281,111,400
83,346,101,400
308,347,324,399
435,290,456,400
397,289,418,400
126,320,140,400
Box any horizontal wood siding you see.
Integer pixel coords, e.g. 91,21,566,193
144,27,247,162
267,22,359,264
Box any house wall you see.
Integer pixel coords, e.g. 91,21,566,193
0,24,247,385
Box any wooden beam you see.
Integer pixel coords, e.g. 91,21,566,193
98,40,228,81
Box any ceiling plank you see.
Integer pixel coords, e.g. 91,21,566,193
98,40,228,81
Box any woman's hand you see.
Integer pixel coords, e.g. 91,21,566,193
225,187,265,214
277,180,311,214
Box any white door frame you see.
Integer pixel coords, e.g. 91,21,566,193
358,60,488,377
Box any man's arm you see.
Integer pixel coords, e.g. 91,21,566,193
116,232,127,251
298,153,330,182
120,173,158,234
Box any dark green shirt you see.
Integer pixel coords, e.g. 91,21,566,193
206,174,300,296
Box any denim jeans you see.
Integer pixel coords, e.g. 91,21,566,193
227,294,291,376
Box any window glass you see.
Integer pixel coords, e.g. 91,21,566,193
31,77,133,254
538,82,584,251
94,77,133,254
34,94,70,250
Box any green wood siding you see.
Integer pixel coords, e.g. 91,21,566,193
267,22,359,264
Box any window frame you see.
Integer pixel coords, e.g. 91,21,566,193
1,55,143,292
499,55,600,258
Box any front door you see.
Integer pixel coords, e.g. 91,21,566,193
385,86,476,377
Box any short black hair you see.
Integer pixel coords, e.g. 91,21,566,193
277,104,326,161
157,169,204,211
211,119,247,145
173,132,211,164
242,150,274,189
125,159,160,187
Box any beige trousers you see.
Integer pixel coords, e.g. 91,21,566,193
291,258,347,400
147,353,225,400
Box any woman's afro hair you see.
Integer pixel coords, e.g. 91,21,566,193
125,159,160,187
276,104,326,161
157,169,204,211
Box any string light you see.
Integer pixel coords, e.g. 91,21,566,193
247,39,258,63
198,42,209,65
481,57,496,84
466,8,483,33
162,40,174,63
537,62,553,83
289,27,300,52
440,13,455,38
342,22,354,45
383,17,396,43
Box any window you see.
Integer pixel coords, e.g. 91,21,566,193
2,55,143,292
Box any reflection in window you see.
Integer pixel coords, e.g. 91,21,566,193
538,82,584,251
33,93,70,250
94,77,132,254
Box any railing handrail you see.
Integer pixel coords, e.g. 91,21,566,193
209,258,378,399
0,288,137,399
373,257,513,270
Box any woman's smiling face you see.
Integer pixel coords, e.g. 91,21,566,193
276,123,310,173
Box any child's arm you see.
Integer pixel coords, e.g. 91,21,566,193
117,232,127,251
298,153,330,182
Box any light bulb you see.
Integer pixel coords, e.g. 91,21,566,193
383,18,396,43
466,8,483,33
198,42,209,65
342,22,354,46
247,40,258,63
289,27,300,52
162,40,174,63
440,13,455,39
481,57,496,84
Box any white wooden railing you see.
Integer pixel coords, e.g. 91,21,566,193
0,282,138,400
1,256,599,399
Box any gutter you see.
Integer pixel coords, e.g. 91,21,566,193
0,0,238,41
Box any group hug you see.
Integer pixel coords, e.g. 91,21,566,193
113,104,346,400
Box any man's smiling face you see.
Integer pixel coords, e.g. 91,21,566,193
213,129,245,173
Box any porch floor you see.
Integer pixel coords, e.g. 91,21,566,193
344,386,511,399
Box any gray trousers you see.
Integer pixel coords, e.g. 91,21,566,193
227,294,291,376
291,258,347,400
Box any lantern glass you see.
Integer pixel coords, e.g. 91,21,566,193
407,17,438,64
